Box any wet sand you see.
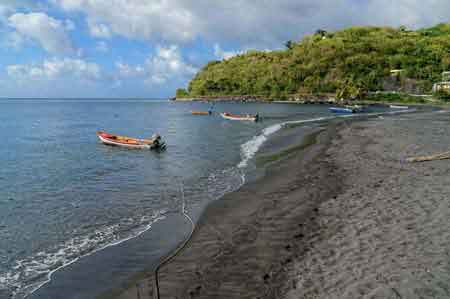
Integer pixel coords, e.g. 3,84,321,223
113,110,450,299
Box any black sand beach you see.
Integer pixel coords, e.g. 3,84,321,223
112,109,450,299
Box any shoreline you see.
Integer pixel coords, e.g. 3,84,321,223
112,108,450,298
174,97,441,108
19,104,327,299
111,121,343,298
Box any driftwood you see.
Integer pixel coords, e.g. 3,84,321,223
407,151,450,162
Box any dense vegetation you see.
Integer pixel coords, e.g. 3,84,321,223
177,24,450,100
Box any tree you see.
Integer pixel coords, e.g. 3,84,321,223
285,40,293,49
315,29,327,37
399,25,408,32
336,77,367,100
176,88,189,98
179,24,450,98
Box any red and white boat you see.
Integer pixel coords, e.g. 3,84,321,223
220,112,259,122
97,131,165,150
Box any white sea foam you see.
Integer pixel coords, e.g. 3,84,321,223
207,167,246,199
237,108,417,170
283,116,331,126
238,116,332,169
238,123,283,168
0,210,167,299
435,109,448,114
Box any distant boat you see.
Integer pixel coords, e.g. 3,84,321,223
220,112,259,122
97,131,165,150
390,105,409,109
191,110,212,115
329,105,362,114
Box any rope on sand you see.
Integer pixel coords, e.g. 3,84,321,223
406,151,450,162
153,183,195,299
391,288,402,298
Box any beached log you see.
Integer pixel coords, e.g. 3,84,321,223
407,151,450,162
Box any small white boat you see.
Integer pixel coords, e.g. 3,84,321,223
97,131,165,150
329,107,354,114
330,105,363,114
390,105,409,109
220,112,259,122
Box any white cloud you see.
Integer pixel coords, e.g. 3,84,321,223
116,61,146,78
7,58,103,81
0,0,37,21
5,46,195,94
53,0,450,48
146,45,198,84
88,19,111,39
0,3,15,22
54,0,195,43
8,12,75,54
213,44,241,60
116,45,197,85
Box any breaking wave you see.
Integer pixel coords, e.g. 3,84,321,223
1,210,167,299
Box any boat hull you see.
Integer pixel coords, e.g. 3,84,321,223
191,111,211,115
329,107,355,114
390,105,409,109
97,132,165,150
97,135,151,149
220,113,258,121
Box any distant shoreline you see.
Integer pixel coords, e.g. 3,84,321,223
172,95,442,107
173,93,337,103
174,93,440,107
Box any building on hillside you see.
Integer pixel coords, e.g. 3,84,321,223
432,71,450,92
390,69,404,77
442,71,450,81
433,82,450,93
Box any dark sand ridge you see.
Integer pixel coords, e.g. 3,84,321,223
112,110,450,299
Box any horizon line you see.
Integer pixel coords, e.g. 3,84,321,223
0,97,171,100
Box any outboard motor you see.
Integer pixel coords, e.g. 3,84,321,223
151,134,165,149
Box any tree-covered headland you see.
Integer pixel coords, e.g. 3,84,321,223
177,24,450,102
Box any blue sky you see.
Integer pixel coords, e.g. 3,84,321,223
1,0,450,98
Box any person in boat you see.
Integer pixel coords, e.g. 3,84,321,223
255,113,259,121
208,103,215,115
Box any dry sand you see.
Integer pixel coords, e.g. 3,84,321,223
113,110,450,299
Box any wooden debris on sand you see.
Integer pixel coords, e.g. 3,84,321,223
407,151,450,162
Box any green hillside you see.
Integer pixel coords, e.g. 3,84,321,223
177,24,450,100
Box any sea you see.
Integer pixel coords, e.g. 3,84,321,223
0,99,395,299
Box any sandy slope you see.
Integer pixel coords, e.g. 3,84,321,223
114,110,450,299
284,111,450,298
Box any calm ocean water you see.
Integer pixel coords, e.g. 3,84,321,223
0,99,391,298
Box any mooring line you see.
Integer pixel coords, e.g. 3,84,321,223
153,183,195,299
